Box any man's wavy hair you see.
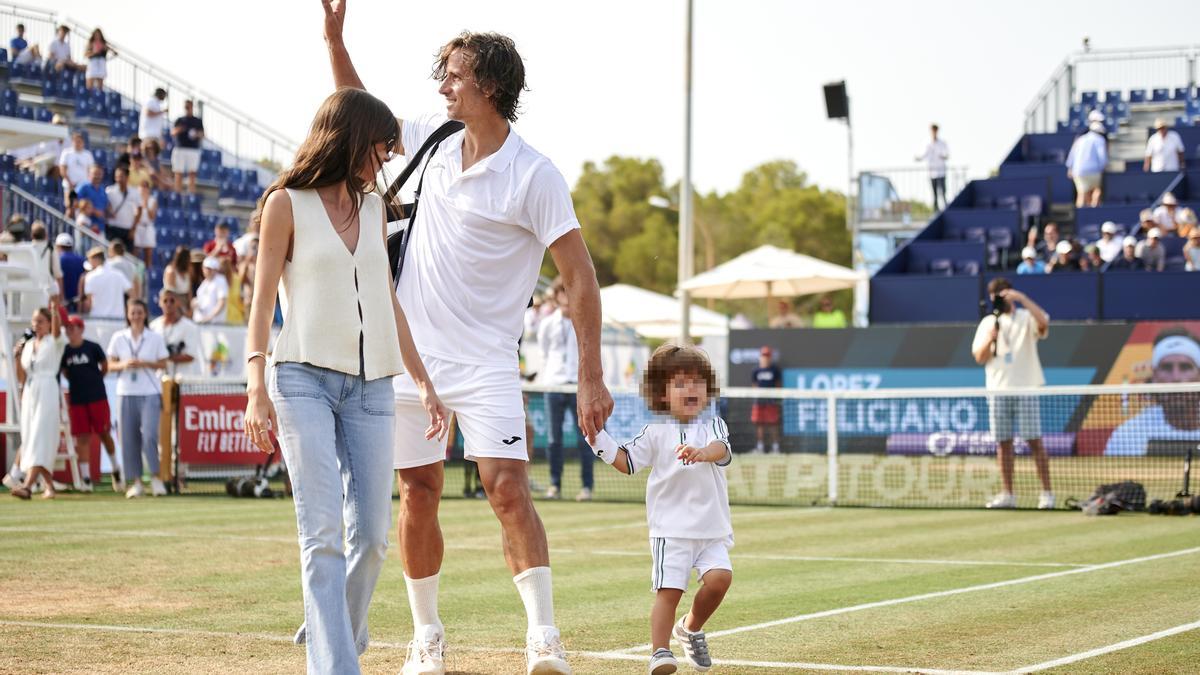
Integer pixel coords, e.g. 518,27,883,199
641,344,720,414
433,31,527,123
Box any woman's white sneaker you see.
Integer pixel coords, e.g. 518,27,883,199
985,492,1016,509
1038,491,1056,510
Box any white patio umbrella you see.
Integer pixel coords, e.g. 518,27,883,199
678,244,864,299
600,284,729,339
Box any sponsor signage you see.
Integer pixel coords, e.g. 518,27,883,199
177,394,265,464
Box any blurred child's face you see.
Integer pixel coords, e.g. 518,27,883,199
664,372,709,421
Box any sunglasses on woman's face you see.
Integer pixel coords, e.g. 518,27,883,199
380,136,397,162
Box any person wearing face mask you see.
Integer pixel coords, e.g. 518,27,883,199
1105,328,1200,456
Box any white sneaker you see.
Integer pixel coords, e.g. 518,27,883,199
51,479,71,492
770,443,780,454
575,487,592,502
648,648,678,675
2,474,19,491
1038,491,1056,510
544,485,560,500
525,627,570,675
125,482,145,499
985,492,1016,509
111,473,125,493
80,477,94,493
752,443,765,455
401,625,446,675
150,478,168,497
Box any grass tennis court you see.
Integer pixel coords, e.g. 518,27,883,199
0,492,1197,674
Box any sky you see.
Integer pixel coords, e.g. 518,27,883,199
25,0,1200,196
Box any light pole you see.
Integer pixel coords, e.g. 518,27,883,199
678,0,695,345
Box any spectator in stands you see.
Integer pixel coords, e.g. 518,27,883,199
1016,247,1045,274
1094,221,1122,263
751,346,782,454
221,257,245,325
75,165,109,234
106,299,169,498
58,132,94,208
9,23,36,66
193,256,228,324
127,151,152,192
1032,222,1061,263
916,123,949,211
134,180,157,270
56,233,85,311
238,253,257,318
536,281,592,501
202,220,238,265
972,278,1054,510
1084,244,1104,271
6,214,28,241
26,221,63,301
1185,230,1200,271
172,100,204,194
73,198,95,233
187,249,205,307
811,295,847,328
150,288,203,378
232,224,257,260
1046,239,1084,273
139,88,169,143
84,28,115,91
1153,193,1180,235
1137,228,1166,272
143,138,164,180
46,25,81,73
8,301,66,499
1178,208,1197,239
1103,237,1141,272
1137,208,1157,238
81,246,131,318
1104,327,1200,456
1144,118,1185,173
116,137,141,170
60,315,123,493
163,245,192,302
105,166,143,251
769,299,805,328
1066,115,1107,208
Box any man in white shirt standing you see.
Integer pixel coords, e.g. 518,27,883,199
972,277,1054,510
150,287,204,378
1144,118,1186,173
82,246,132,318
104,165,143,251
324,3,612,673
58,131,94,207
916,123,949,211
139,88,169,142
536,281,592,502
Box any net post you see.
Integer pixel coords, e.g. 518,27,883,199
158,377,176,484
826,393,839,506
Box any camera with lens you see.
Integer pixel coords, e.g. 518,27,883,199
991,294,1008,314
22,328,35,341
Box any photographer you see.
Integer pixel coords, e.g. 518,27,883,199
971,278,1054,510
149,287,203,378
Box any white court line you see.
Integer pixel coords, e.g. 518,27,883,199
0,526,1084,570
0,620,999,674
1016,619,1200,673
615,545,1200,653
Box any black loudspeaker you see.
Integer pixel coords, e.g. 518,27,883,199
824,81,849,120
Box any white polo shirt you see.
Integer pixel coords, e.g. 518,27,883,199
140,97,166,140
397,113,582,369
84,265,132,318
58,147,94,187
105,184,142,229
971,308,1048,390
107,327,169,396
1145,131,1185,172
604,417,733,540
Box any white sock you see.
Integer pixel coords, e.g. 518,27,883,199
80,462,90,477
404,573,442,635
513,566,555,632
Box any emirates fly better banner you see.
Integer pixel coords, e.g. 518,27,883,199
177,394,264,464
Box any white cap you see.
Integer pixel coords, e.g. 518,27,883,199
202,256,222,270
1100,221,1118,234
1055,240,1073,255
1162,192,1177,206
1147,228,1162,239
1123,236,1138,247
1087,110,1106,123
1021,246,1037,259
54,233,74,247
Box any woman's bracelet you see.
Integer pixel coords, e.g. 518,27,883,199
246,351,268,365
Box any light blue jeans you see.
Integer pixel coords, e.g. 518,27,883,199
119,394,161,479
270,362,395,675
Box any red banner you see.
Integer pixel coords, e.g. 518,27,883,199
178,393,267,465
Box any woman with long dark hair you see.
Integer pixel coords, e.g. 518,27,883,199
243,87,448,674
84,28,115,91
163,245,192,303
107,299,169,498
8,301,65,499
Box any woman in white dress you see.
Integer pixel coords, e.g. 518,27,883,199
11,301,66,500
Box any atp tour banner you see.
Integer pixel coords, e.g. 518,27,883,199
177,393,263,464
730,321,1200,459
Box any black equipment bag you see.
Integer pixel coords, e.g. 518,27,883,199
383,120,465,286
1076,481,1146,515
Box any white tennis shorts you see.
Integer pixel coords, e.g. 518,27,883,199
649,536,733,591
133,222,156,249
171,147,201,175
392,354,528,469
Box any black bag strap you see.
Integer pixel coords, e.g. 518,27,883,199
383,120,465,221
